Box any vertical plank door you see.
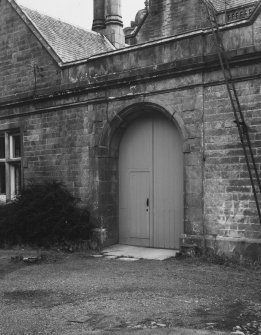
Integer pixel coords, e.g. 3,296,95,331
119,113,183,249
153,114,184,248
119,117,152,247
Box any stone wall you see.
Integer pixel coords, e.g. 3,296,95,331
0,0,61,99
203,77,261,241
0,72,205,245
1,64,261,251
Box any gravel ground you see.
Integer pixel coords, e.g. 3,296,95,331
0,250,260,335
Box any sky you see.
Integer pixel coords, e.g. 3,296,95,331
16,0,144,30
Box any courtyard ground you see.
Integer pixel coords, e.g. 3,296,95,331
0,249,260,335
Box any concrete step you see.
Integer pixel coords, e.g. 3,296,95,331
102,244,179,261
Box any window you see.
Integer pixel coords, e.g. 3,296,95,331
0,131,22,203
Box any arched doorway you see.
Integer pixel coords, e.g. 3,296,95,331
119,112,183,249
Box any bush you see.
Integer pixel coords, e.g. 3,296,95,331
0,181,91,247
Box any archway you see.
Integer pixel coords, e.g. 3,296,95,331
116,106,184,249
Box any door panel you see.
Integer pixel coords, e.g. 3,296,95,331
119,118,152,246
126,170,150,246
153,115,184,248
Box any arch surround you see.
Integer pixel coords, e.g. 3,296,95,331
99,102,187,157
98,102,185,249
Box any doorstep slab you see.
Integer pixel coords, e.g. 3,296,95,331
118,257,139,261
102,244,178,260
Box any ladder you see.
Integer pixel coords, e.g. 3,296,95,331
201,0,261,223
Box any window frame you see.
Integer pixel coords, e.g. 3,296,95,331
0,129,22,203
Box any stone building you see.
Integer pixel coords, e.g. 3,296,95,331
0,0,261,258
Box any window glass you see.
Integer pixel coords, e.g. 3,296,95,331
0,163,6,194
14,163,21,195
0,136,5,159
10,163,21,197
10,134,21,158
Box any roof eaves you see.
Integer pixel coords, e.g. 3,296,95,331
61,2,261,68
56,35,115,67
59,48,114,68
8,0,64,67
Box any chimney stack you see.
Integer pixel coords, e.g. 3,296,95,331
92,0,125,49
92,0,105,33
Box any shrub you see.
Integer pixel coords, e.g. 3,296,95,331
0,181,91,247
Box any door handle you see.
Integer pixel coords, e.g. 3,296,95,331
146,198,150,207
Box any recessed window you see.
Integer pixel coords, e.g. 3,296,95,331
0,131,22,203
0,136,5,159
10,134,21,158
0,163,6,194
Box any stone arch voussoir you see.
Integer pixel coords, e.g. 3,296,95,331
98,101,187,157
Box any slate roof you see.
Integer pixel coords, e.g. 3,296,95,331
19,5,115,63
210,0,258,11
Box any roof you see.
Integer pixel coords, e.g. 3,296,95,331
210,0,258,11
19,5,115,63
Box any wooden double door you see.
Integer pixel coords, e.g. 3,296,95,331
119,113,183,249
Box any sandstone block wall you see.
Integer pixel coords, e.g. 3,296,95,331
204,78,261,241
0,0,61,99
1,69,261,249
